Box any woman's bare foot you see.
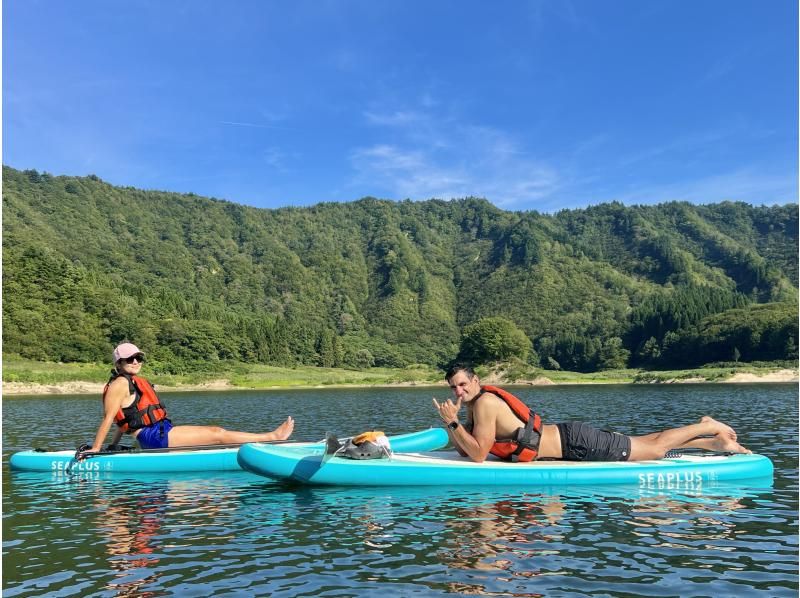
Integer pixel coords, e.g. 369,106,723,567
271,416,294,441
700,416,737,440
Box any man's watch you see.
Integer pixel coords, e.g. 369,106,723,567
447,421,459,431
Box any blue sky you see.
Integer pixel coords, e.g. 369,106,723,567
4,0,797,212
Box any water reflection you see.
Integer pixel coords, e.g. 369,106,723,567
442,496,563,567
437,495,563,596
3,384,796,596
96,489,165,596
431,484,770,596
90,477,250,597
625,492,752,555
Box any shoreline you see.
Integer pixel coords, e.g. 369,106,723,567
3,369,797,396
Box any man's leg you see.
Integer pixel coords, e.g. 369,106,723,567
629,416,750,460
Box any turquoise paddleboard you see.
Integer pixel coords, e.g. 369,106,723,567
9,428,449,474
237,440,774,488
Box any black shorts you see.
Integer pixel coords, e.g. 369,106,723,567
556,422,631,462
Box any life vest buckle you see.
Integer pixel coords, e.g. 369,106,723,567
513,418,541,452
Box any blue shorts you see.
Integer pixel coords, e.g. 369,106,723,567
135,420,173,449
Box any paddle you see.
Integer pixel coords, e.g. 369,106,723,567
64,438,320,475
72,438,315,459
323,432,343,462
282,431,343,482
65,433,356,475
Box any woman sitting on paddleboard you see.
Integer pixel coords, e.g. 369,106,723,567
87,342,294,453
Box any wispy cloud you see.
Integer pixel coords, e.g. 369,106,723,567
220,120,288,130
593,168,797,206
262,147,298,171
351,144,469,199
348,101,796,212
363,110,423,127
613,129,735,170
350,105,560,206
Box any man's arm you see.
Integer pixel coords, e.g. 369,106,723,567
433,396,497,462
454,399,498,462
444,424,468,457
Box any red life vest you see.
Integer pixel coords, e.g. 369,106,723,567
103,373,169,433
479,385,543,462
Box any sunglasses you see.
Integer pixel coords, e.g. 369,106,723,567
123,354,145,364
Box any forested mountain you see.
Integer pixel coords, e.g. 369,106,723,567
3,166,797,373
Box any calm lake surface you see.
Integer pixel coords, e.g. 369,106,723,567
3,383,798,597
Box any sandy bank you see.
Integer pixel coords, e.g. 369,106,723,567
2,379,235,396
1,379,447,396
724,369,799,383
3,369,796,396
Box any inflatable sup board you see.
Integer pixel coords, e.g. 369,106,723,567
9,427,449,474
237,442,773,488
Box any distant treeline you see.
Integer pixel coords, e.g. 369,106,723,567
3,165,798,374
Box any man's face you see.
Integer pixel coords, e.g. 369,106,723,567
448,371,481,402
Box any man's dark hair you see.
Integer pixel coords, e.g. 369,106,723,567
445,363,476,382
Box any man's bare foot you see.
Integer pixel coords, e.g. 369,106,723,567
272,416,294,441
709,432,751,454
700,416,737,440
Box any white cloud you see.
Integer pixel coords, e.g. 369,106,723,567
350,144,470,199
594,168,798,206
364,110,423,127
220,120,287,130
350,107,561,205
349,101,795,211
262,147,295,170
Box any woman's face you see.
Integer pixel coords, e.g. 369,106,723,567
117,354,144,375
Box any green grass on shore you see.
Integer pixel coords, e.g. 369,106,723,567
3,356,113,385
1,355,443,388
225,362,442,388
2,355,796,389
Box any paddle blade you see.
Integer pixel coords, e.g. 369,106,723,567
325,432,342,456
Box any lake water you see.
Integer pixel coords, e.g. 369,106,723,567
3,383,798,596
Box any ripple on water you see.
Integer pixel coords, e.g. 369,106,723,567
3,384,798,596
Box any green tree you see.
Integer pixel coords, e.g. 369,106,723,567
317,329,335,367
2,166,797,373
597,337,630,370
459,316,532,364
352,348,375,369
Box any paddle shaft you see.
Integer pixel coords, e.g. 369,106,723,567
77,438,313,458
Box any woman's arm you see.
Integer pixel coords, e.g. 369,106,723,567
108,426,124,447
89,380,127,452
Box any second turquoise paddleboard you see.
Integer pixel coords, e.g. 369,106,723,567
238,441,774,488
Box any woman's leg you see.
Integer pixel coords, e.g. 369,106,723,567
629,416,750,460
167,416,294,447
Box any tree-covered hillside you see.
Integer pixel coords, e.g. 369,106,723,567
3,166,797,373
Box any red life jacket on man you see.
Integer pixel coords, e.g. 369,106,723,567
103,372,169,433
479,385,543,462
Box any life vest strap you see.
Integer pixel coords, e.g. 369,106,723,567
108,374,168,432
480,385,542,462
510,417,541,462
